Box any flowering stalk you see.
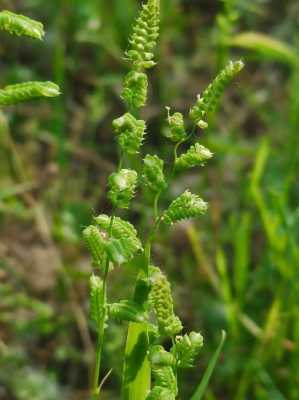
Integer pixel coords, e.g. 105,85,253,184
83,1,243,399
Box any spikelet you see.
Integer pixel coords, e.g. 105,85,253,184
189,60,244,127
0,10,44,40
105,237,140,265
108,168,138,209
83,225,107,271
89,275,105,326
175,143,213,171
171,331,204,368
122,71,148,109
149,345,175,368
0,81,60,107
164,109,187,143
125,0,160,70
149,266,183,336
152,366,177,395
148,346,178,399
142,154,167,193
163,190,208,224
94,214,143,255
146,386,176,400
112,113,146,154
109,300,146,323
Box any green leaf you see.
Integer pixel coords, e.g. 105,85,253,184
122,322,151,400
230,32,299,66
191,330,226,400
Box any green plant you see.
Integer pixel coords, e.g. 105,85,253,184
82,1,244,399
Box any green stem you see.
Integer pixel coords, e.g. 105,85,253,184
153,192,160,221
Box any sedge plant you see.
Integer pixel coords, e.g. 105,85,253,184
83,1,244,399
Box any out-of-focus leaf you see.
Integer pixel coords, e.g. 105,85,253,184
230,32,299,66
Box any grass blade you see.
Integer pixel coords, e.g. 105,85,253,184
191,330,226,400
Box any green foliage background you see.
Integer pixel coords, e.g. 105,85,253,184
1,0,299,399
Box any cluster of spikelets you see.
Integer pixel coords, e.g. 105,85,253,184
146,332,203,399
83,215,142,270
163,190,208,225
0,10,60,106
122,0,160,110
125,0,160,71
142,154,167,193
112,113,146,154
175,143,213,171
189,60,244,129
82,0,244,397
149,266,183,336
164,109,188,143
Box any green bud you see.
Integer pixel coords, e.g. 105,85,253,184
164,108,187,142
149,345,175,367
142,154,167,193
149,266,183,336
108,168,138,209
190,60,244,125
146,387,175,400
89,275,105,326
122,71,148,109
175,143,213,171
0,10,45,40
94,214,143,256
105,237,138,265
0,81,60,106
171,331,204,368
125,0,160,70
83,225,107,270
112,113,146,155
163,190,208,224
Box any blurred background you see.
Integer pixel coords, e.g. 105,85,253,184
1,0,299,399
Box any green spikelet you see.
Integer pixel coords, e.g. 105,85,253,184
106,237,140,265
0,10,44,40
83,225,107,271
125,0,160,70
152,366,177,395
148,345,178,399
94,214,143,255
171,331,204,368
108,168,138,209
163,190,208,224
142,154,167,193
149,266,183,336
189,60,244,127
164,109,188,143
89,275,105,326
109,300,146,323
0,81,60,107
146,386,176,400
175,143,213,171
149,345,175,368
122,71,148,109
112,113,146,154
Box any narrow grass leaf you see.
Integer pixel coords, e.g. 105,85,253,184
191,330,226,400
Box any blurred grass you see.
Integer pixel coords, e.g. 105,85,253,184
1,0,299,399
